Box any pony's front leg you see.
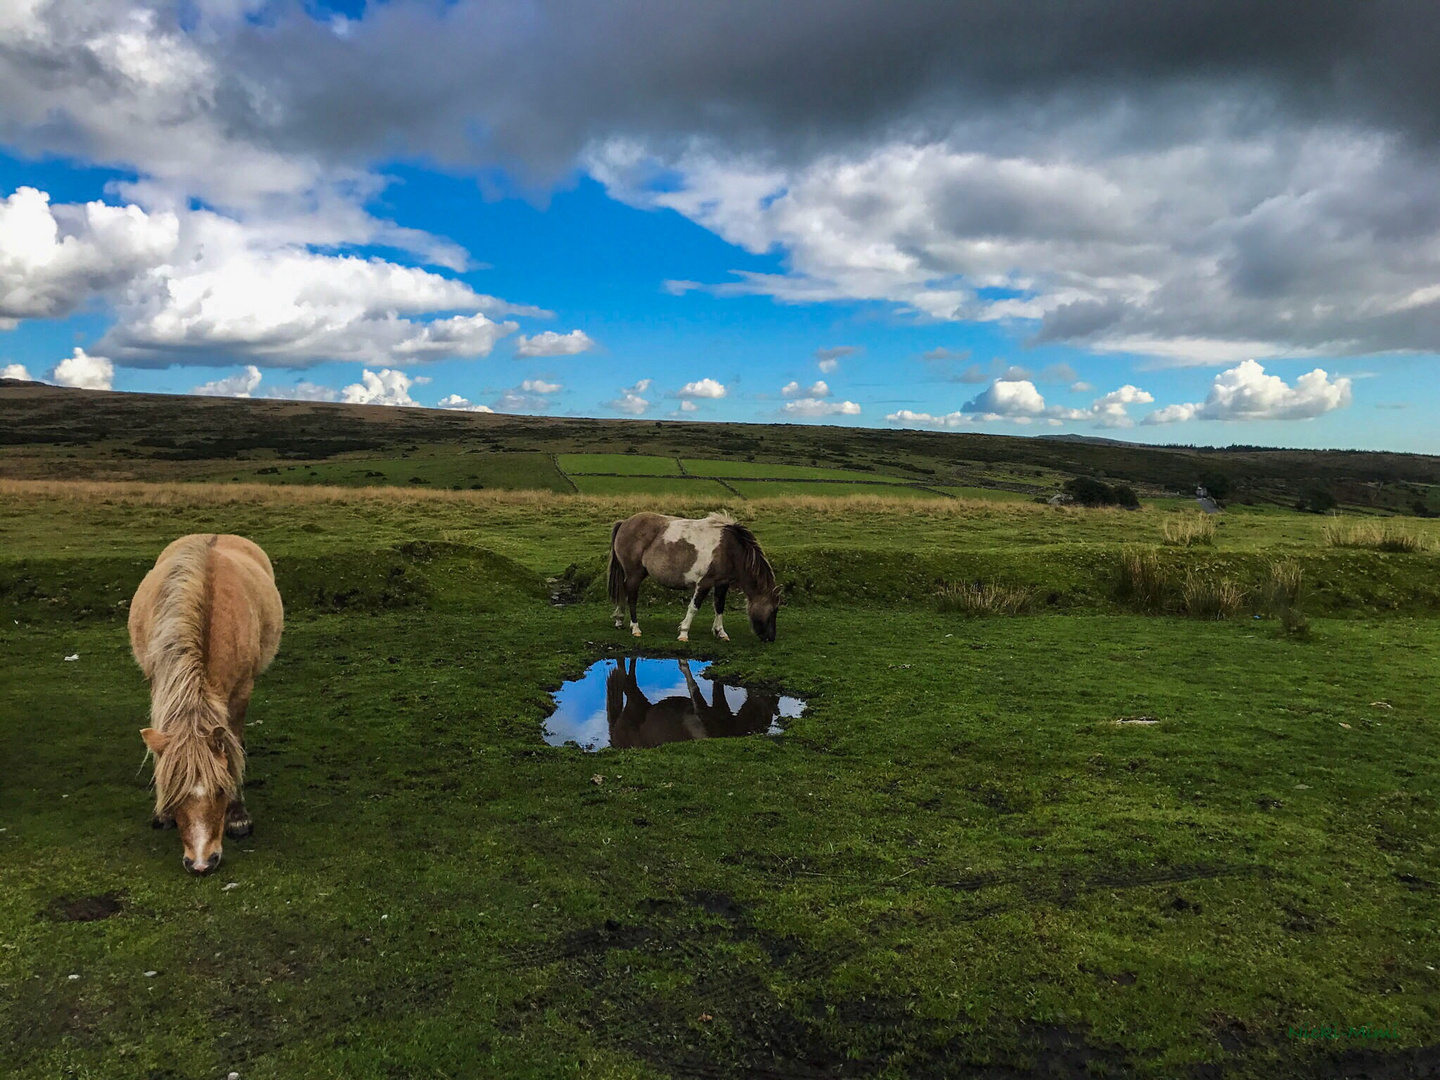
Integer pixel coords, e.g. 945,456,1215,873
225,798,253,838
677,586,710,642
225,685,253,838
712,583,731,641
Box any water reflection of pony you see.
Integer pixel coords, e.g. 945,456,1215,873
604,657,778,748
129,534,283,875
607,511,780,642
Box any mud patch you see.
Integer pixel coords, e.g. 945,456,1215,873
543,656,805,750
46,891,125,922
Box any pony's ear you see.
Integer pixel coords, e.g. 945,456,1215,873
140,727,169,755
207,725,229,756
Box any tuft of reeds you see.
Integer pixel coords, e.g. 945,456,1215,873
937,581,1035,616
1322,518,1427,553
1181,572,1248,620
1261,560,1309,638
1115,548,1171,613
1161,513,1216,547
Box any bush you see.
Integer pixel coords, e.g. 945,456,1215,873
1199,473,1233,503
1299,488,1338,514
937,581,1035,616
1065,476,1119,507
1115,549,1171,613
1181,573,1248,619
1262,561,1309,638
1323,518,1428,553
1161,514,1216,547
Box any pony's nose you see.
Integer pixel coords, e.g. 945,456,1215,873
184,852,221,876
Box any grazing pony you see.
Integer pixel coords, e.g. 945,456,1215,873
604,657,778,747
608,511,780,641
129,534,283,875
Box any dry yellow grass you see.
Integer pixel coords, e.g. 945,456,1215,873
1322,517,1428,553
1161,513,1216,547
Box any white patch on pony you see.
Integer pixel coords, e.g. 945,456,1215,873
659,516,727,586
191,784,207,799
678,597,700,640
713,614,729,640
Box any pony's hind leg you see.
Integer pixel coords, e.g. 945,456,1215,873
626,571,646,637
678,586,711,642
612,603,625,629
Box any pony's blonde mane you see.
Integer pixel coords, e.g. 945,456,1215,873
145,536,243,814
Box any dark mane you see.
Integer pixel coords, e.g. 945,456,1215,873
723,522,778,598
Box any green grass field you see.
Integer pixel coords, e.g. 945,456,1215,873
558,453,683,476
681,459,888,481
2,479,1439,1078
729,479,944,499
570,475,736,498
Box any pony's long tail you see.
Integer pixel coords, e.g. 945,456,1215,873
146,536,242,813
607,520,626,606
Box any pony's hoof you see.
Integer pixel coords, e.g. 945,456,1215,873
631,627,642,638
225,818,253,839
677,631,689,642
714,630,730,641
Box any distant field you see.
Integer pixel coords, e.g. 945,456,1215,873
204,451,570,492
557,453,680,476
682,459,885,481
938,485,1035,502
732,480,945,499
569,475,735,497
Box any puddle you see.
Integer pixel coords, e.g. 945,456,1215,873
544,657,805,751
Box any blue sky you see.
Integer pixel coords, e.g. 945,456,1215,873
3,2,1438,452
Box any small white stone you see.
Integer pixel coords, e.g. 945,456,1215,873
144,971,157,977
228,1073,241,1080
222,882,239,891
67,974,79,980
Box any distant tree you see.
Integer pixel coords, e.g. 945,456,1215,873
1112,484,1141,510
1199,472,1234,502
1299,488,1337,513
1064,476,1118,507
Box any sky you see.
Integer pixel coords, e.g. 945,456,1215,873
2,1,1438,452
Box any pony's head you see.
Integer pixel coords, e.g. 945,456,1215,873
141,726,239,875
747,586,781,642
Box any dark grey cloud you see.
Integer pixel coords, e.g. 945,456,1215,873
212,1,1440,178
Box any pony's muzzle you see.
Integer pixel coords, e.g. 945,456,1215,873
183,851,222,876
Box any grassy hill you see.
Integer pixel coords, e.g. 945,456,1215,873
4,381,1439,511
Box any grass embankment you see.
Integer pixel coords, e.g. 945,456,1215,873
1,481,1438,1078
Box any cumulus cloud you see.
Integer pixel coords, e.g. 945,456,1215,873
1142,360,1352,424
607,378,652,415
783,397,860,418
262,380,340,402
678,399,698,412
436,393,494,413
50,347,114,390
493,378,563,412
514,330,596,357
341,368,419,407
891,379,1154,428
0,187,177,322
520,378,562,394
2,363,33,380
781,379,829,398
194,365,263,397
677,377,727,399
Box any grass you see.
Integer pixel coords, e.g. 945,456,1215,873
1181,571,1249,619
1262,560,1310,638
2,481,1440,1077
727,480,944,499
1162,512,1217,547
682,459,885,481
202,450,571,492
1323,517,1429,553
569,475,736,498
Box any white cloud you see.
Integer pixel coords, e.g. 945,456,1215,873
436,393,494,413
2,363,32,380
817,358,839,374
677,377,727,399
50,347,114,390
607,378,651,415
263,380,340,402
678,400,698,412
1142,360,1352,424
590,130,1440,362
1070,381,1094,393
194,365,262,397
341,368,418,407
514,330,595,357
0,187,178,322
782,379,830,398
783,397,861,418
892,379,1154,428
492,378,562,412
519,378,562,394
